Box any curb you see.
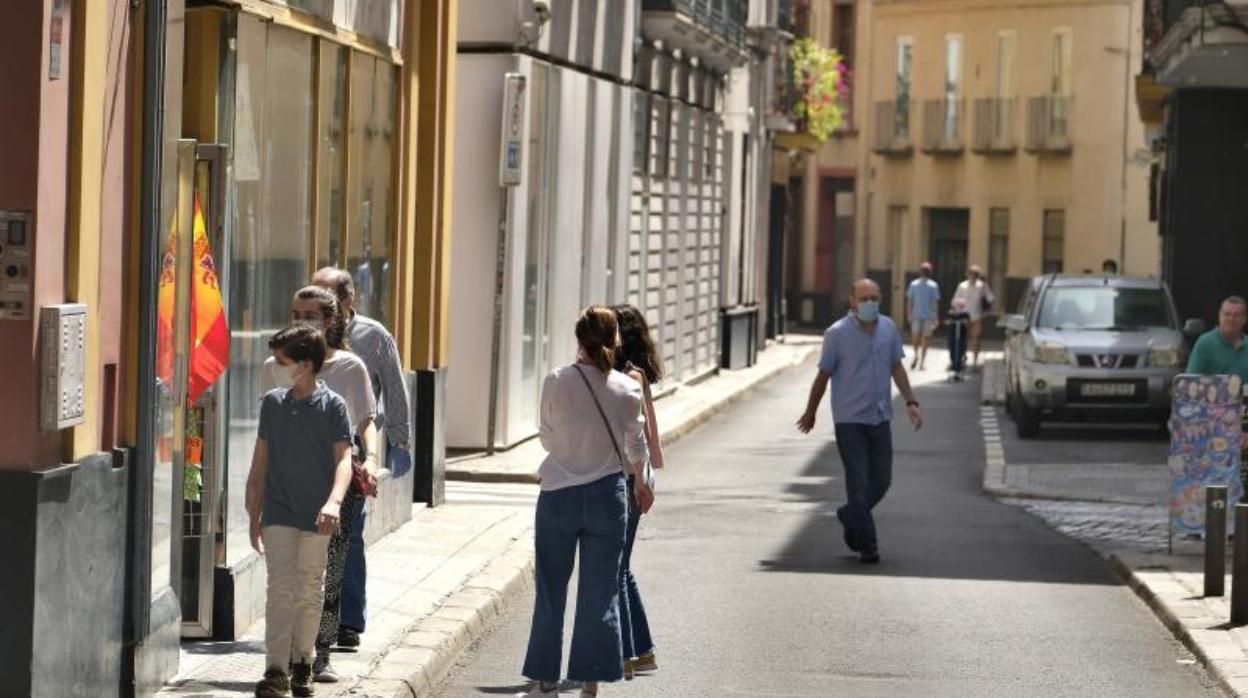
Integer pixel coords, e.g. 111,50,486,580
446,345,818,485
1107,554,1245,697
348,534,537,697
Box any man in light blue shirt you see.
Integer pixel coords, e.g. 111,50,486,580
797,279,923,563
905,262,941,371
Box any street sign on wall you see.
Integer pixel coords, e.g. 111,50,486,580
498,73,526,188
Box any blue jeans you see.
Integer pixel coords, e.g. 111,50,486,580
523,473,627,683
834,422,894,554
340,502,367,633
618,477,653,660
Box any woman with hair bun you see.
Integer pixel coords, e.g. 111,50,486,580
518,305,655,698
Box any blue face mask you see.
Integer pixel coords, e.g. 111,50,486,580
856,300,880,323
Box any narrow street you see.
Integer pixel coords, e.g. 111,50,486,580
432,357,1219,697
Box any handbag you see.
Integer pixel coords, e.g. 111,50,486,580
574,365,655,490
350,437,379,498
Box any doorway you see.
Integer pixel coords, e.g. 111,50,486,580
926,208,969,307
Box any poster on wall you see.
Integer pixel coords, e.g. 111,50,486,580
1169,373,1243,542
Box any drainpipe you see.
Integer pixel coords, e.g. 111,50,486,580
1118,1,1134,272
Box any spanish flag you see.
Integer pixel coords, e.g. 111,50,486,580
156,196,229,405
187,197,229,404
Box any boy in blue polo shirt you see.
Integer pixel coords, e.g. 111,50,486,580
246,325,353,698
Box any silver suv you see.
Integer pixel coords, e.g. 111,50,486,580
1002,275,1203,438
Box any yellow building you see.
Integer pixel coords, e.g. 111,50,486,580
784,0,1157,325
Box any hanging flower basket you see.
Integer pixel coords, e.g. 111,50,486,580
790,37,850,142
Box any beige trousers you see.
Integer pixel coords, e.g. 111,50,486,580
262,525,331,670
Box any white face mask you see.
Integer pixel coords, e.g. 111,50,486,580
272,362,298,389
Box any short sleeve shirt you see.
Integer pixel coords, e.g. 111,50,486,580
906,279,941,322
818,314,905,425
258,384,352,532
1187,330,1248,383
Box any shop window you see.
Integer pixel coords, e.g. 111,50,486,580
226,18,316,565
345,53,398,327
316,40,348,269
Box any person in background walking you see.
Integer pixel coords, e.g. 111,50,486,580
611,304,663,680
952,265,995,370
312,267,412,652
796,279,923,564
247,325,353,698
262,286,379,684
1102,259,1119,275
905,262,941,371
520,306,655,698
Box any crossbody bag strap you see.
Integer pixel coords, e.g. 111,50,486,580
573,365,627,473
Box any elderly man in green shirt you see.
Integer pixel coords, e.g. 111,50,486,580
1187,296,1248,381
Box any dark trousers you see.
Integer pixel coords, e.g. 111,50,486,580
340,503,367,633
618,476,654,660
834,422,894,554
523,473,627,683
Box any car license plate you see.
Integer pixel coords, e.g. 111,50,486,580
1079,383,1137,398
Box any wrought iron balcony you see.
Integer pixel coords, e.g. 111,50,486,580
921,99,964,156
971,98,1017,155
1025,96,1073,154
642,0,750,71
872,100,914,156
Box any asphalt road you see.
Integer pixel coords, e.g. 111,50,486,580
431,357,1219,697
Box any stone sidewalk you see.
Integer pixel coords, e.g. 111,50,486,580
158,338,824,698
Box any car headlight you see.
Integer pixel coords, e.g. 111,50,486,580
1147,345,1182,368
1024,341,1069,365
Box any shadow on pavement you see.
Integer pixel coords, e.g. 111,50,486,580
757,378,1124,586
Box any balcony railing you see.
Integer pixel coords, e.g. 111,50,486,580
971,98,1017,155
872,100,914,156
642,0,749,70
921,99,964,155
1025,96,1073,154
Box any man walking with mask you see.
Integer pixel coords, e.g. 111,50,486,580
797,279,923,563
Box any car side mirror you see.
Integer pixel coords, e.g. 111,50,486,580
1183,318,1206,336
1003,314,1027,333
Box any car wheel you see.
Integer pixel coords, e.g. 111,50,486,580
1013,393,1041,439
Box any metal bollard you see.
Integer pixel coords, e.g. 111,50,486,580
1233,504,1248,624
1206,486,1228,596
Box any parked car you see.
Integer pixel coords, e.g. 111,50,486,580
1002,274,1205,438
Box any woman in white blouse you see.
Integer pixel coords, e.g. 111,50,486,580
262,285,377,683
519,306,655,698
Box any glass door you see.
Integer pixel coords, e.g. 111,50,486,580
158,139,230,639
180,144,229,637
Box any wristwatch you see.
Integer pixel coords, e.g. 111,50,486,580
906,400,920,408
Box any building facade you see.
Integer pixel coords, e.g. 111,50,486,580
0,1,459,695
858,0,1158,321
448,0,781,452
1140,0,1248,326
774,0,1159,329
